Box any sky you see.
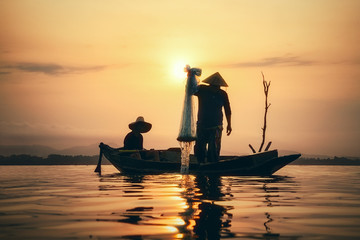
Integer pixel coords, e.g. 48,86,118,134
0,0,359,157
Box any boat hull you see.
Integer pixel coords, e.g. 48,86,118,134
99,143,300,176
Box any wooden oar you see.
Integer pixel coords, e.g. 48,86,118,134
94,148,103,174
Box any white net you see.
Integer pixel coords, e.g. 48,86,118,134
180,141,194,174
177,66,201,142
177,66,201,174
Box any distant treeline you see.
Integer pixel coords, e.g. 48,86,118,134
0,154,360,166
0,154,111,165
290,156,360,165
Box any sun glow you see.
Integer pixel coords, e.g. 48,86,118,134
172,60,188,81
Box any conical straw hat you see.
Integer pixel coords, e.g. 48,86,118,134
202,72,228,87
129,116,152,133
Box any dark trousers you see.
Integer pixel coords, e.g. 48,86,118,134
194,126,223,163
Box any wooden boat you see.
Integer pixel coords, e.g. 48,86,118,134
97,143,301,176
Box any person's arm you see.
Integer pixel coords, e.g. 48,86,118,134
123,132,131,149
226,113,232,136
224,93,232,136
187,67,201,95
139,134,144,150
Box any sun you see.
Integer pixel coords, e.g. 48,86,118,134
172,60,188,81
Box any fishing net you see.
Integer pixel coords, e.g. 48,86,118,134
177,66,201,142
179,141,193,174
177,65,201,174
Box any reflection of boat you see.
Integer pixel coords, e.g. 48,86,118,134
99,143,301,176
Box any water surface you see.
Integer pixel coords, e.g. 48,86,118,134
0,165,359,239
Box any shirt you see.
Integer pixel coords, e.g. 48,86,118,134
194,85,231,128
123,131,143,150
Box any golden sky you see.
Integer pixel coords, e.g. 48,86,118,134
1,0,359,156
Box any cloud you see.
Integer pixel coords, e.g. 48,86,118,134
332,58,360,65
16,63,66,74
221,55,315,68
0,62,107,75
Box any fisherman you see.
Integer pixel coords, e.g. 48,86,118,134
123,116,152,150
192,72,232,163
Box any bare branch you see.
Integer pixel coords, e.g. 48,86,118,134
249,144,256,153
258,72,271,152
264,142,272,151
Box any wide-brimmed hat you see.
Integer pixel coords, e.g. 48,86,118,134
129,116,152,133
202,72,228,87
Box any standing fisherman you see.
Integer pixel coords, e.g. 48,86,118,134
191,72,232,163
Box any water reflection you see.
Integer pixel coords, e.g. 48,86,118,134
262,180,279,238
1,166,358,239
178,175,234,239
97,173,297,239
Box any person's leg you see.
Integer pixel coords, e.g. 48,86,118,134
194,126,207,163
207,128,217,162
207,127,223,162
215,126,223,158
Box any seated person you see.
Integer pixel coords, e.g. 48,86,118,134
123,116,152,150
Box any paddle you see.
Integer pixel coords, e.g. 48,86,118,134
94,148,103,175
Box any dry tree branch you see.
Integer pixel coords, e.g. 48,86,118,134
258,72,271,152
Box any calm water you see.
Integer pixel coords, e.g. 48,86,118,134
0,165,359,240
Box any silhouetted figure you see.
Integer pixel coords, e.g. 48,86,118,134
123,116,152,150
192,72,232,163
